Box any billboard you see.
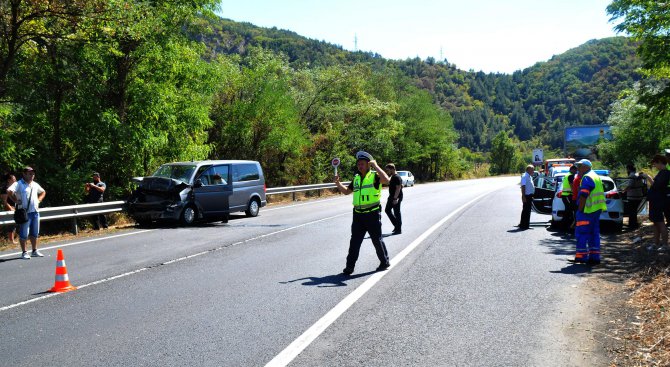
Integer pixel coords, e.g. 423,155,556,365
564,125,612,159
532,149,543,165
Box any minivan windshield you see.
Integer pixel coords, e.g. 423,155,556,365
398,171,407,176
152,164,197,183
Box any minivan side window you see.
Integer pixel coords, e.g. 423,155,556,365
200,165,229,186
233,164,260,182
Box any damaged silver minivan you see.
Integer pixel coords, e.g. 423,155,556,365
127,160,267,226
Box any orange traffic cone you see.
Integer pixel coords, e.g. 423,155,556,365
48,249,77,293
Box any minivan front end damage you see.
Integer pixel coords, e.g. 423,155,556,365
127,177,191,222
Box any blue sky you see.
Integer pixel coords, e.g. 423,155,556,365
218,0,621,74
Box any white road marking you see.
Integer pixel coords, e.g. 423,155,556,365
264,190,494,367
0,213,348,313
0,230,154,259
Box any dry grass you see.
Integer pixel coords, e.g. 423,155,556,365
603,221,670,367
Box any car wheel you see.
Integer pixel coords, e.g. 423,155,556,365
245,199,260,217
181,205,197,226
136,219,152,228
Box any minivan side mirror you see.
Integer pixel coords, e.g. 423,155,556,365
194,179,203,188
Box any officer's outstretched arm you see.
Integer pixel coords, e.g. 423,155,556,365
335,175,352,195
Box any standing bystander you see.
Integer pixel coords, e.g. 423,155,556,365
641,155,669,251
624,164,645,229
384,163,403,235
7,167,46,259
85,172,108,230
517,165,535,230
335,151,391,275
560,165,578,227
1,173,17,244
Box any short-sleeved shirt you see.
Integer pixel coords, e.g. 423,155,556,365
388,174,403,200
86,181,106,203
626,173,645,200
7,179,45,213
648,169,670,203
520,172,535,195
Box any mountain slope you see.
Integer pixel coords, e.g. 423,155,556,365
199,17,641,150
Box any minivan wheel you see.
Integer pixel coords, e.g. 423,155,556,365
245,199,260,217
181,205,197,225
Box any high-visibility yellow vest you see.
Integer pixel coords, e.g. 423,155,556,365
353,171,381,212
582,170,607,214
561,175,572,197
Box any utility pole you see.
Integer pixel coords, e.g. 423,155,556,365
354,33,358,52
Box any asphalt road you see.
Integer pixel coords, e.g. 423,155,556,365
0,177,602,366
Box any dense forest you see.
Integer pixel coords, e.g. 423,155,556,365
0,2,647,206
201,18,642,151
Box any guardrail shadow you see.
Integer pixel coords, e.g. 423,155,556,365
280,270,377,287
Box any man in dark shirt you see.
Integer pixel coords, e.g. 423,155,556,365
384,163,403,235
642,155,669,250
85,172,108,230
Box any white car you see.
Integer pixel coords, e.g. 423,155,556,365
532,170,624,231
397,171,415,187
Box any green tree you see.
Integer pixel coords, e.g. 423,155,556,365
599,89,670,167
608,0,670,113
209,48,308,186
489,131,516,174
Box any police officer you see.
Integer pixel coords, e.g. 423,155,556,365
571,159,607,265
335,151,391,275
560,165,578,227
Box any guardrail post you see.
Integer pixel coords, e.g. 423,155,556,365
292,192,296,201
72,218,79,235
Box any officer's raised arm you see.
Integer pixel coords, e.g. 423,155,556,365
369,160,390,184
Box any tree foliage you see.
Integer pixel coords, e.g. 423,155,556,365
608,0,670,113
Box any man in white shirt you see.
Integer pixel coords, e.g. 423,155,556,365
518,165,535,230
7,167,46,260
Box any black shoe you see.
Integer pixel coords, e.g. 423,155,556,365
586,259,601,265
392,229,402,235
342,267,354,275
376,263,390,271
567,258,587,264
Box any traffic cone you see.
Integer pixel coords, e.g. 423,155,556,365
48,249,77,293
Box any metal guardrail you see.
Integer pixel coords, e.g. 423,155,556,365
0,182,348,230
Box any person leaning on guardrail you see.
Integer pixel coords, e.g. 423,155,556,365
334,151,391,275
7,167,46,260
1,173,18,244
84,172,108,230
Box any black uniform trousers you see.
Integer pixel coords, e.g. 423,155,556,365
519,195,533,229
561,196,574,226
384,198,402,231
346,209,390,270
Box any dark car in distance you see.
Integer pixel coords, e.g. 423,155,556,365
127,160,266,226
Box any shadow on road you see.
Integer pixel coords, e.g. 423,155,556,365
538,223,648,283
280,271,377,287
